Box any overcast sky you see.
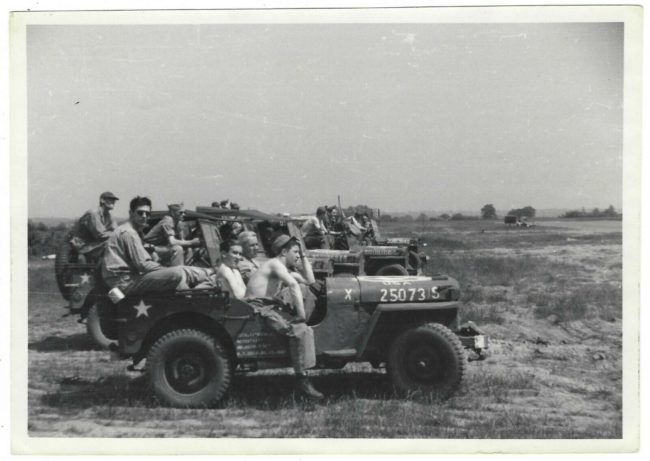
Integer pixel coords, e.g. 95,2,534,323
26,21,623,218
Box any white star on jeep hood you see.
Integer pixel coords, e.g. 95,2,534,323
80,273,90,284
133,300,152,318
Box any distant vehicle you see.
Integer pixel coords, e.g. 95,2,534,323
504,215,534,228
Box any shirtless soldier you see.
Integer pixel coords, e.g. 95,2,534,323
245,234,323,400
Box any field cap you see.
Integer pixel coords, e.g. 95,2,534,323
271,234,299,255
168,202,185,212
316,206,327,216
100,191,119,201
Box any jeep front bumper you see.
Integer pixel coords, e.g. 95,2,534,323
456,321,489,360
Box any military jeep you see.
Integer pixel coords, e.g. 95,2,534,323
85,218,486,407
105,271,487,407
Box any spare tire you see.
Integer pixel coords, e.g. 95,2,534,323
54,239,76,301
408,251,421,271
376,263,409,276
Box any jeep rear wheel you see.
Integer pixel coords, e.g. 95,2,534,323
86,303,117,348
387,322,466,398
147,329,231,408
375,263,409,276
54,239,76,301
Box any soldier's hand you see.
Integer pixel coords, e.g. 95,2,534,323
293,314,306,324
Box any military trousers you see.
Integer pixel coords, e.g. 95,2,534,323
248,297,316,374
154,244,184,267
106,266,188,296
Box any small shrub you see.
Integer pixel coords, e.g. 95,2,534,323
533,292,587,321
462,302,506,325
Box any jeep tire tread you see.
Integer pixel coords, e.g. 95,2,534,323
387,322,466,398
147,329,231,408
54,240,74,301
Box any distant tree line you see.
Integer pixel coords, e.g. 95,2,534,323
561,205,619,219
28,220,70,257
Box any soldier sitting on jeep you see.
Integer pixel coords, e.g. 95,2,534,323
143,203,201,266
237,231,265,284
245,234,323,400
216,240,246,300
69,191,119,263
102,196,215,296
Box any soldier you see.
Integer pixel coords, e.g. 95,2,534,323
301,206,328,249
237,231,264,284
70,191,119,263
143,203,200,266
102,196,215,295
216,240,246,299
245,234,323,400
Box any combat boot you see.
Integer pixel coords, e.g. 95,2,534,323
296,375,324,400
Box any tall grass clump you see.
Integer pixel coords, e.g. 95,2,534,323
529,282,621,322
461,302,506,325
428,253,579,287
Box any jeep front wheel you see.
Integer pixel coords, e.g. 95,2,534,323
387,322,466,398
147,329,231,408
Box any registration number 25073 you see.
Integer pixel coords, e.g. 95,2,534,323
379,286,440,302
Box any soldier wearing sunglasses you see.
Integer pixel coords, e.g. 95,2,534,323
101,196,210,295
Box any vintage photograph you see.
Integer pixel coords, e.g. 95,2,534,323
10,5,641,454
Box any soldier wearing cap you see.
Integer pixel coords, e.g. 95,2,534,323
70,191,119,263
143,202,200,266
245,234,323,400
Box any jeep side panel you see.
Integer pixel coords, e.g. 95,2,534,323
312,277,373,355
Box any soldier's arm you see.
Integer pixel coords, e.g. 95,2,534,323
123,232,162,273
271,260,306,322
168,235,201,247
87,211,113,241
238,259,254,284
217,265,246,300
297,241,316,285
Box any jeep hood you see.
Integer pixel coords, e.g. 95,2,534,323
326,275,460,305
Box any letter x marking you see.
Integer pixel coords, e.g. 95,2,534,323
344,289,352,300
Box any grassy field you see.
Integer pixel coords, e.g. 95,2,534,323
27,218,622,439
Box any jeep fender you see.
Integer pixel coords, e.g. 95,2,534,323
356,301,460,359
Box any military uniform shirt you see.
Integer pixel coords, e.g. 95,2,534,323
143,215,181,246
102,221,163,277
72,207,117,253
